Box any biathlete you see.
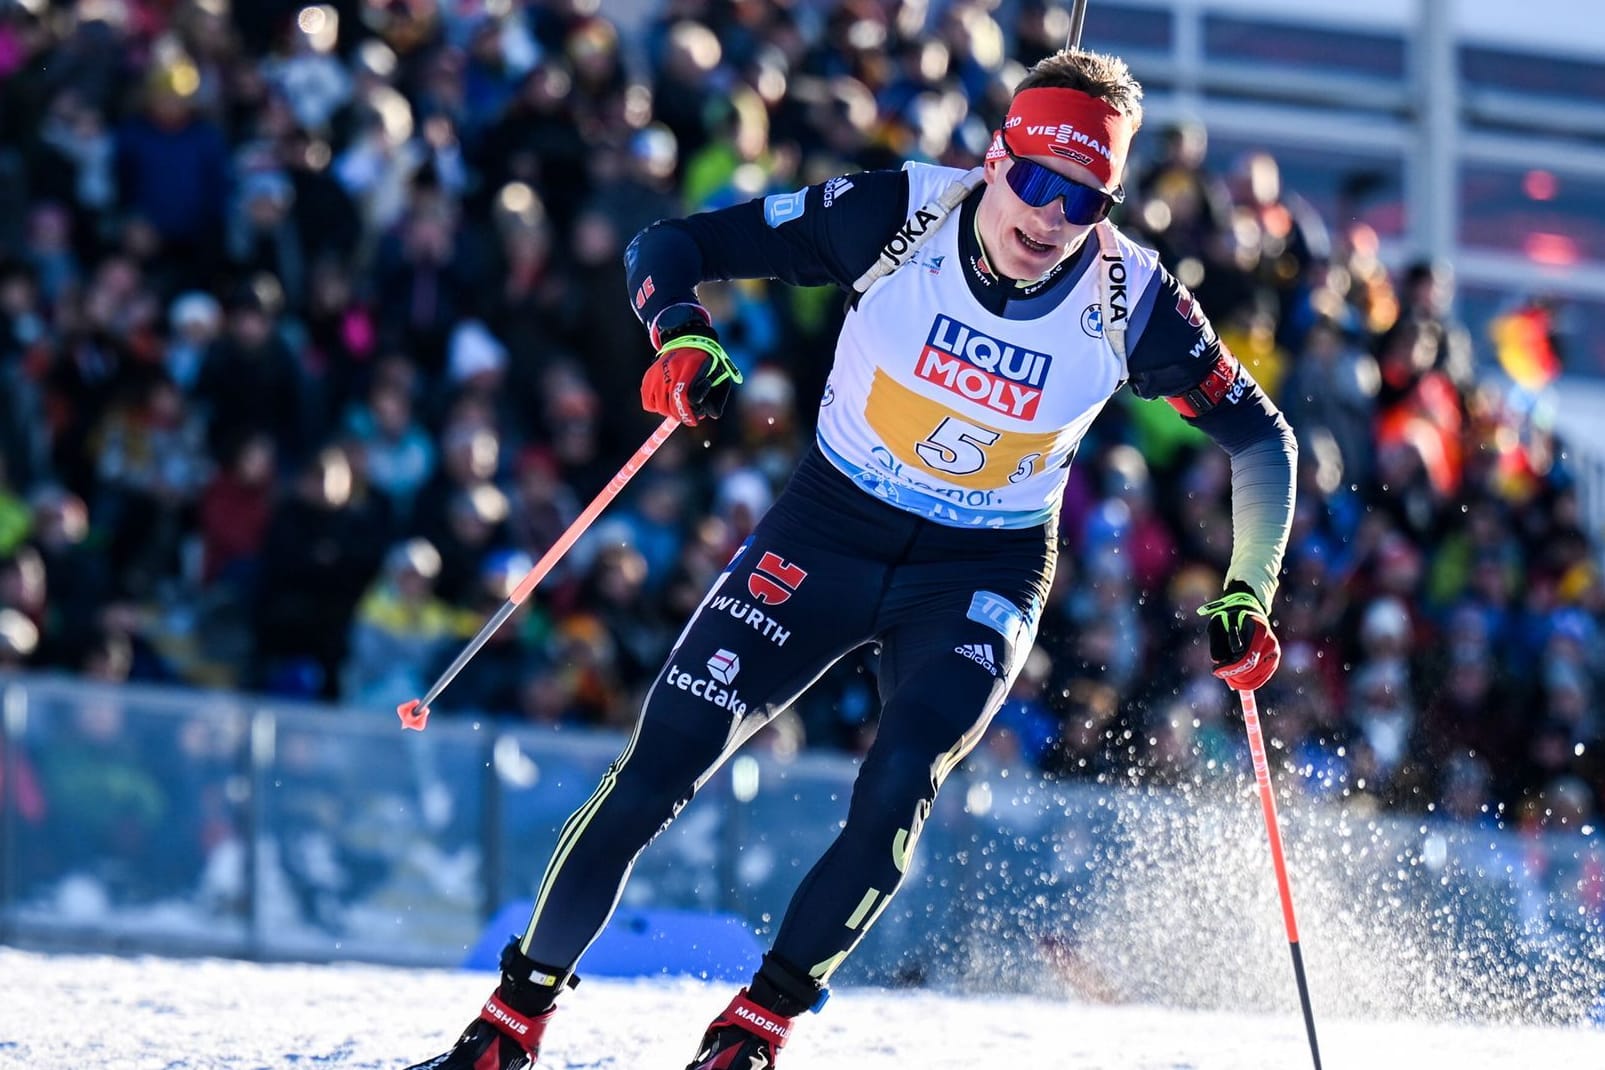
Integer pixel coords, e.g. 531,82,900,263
408,47,1296,1070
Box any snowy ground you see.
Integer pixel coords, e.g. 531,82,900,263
2,946,1602,1069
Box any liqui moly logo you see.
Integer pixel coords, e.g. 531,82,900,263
914,316,1053,419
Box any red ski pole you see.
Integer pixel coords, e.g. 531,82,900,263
1238,686,1324,1069
397,415,680,730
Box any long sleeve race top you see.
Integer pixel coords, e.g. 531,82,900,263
626,164,1297,609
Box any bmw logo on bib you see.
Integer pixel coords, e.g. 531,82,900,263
1081,304,1103,338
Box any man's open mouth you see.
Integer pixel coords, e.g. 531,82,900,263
1015,229,1053,254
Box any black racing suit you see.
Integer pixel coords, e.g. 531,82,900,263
515,168,1297,1005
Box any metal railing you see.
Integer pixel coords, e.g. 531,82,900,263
1081,0,1605,542
3,673,1601,1020
1040,0,1600,364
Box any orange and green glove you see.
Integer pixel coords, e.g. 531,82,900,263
1198,580,1281,691
641,304,742,426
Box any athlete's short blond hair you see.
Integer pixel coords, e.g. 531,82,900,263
1013,49,1145,132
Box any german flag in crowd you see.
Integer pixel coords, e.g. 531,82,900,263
1491,302,1561,390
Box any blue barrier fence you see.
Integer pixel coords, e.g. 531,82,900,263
2,673,1601,1022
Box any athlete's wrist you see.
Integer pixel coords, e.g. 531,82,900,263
648,302,715,351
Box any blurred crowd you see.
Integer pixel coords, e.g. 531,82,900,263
0,0,1601,844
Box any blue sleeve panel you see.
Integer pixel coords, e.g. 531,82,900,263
1124,260,1298,607
623,170,911,329
1196,388,1299,611
1124,263,1222,401
1121,260,1294,464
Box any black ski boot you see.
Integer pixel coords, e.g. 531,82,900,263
686,952,823,1070
405,941,570,1070
685,989,793,1070
403,997,553,1070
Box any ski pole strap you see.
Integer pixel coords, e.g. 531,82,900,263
658,334,743,387
1197,588,1263,623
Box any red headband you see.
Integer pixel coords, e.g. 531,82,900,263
984,87,1133,190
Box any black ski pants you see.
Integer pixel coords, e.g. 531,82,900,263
518,447,1056,985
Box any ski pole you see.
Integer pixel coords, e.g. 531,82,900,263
1238,686,1324,1069
852,5,1092,301
397,415,681,730
1067,0,1088,48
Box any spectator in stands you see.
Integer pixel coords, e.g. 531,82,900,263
253,445,387,698
195,275,307,466
345,375,435,526
93,372,209,597
197,431,277,592
0,0,1599,835
116,57,230,288
343,537,468,708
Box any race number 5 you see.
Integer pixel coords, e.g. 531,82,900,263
915,416,1000,476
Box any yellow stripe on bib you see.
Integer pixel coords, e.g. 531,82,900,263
864,370,1066,491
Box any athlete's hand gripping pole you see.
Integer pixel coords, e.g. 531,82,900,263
1238,686,1324,1070
397,416,681,730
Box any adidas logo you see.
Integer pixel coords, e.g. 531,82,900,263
954,642,998,675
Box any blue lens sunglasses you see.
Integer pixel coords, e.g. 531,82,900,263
1000,132,1124,225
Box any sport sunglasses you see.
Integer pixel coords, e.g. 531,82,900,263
1000,133,1125,225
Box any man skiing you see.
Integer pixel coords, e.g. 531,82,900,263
407,47,1295,1070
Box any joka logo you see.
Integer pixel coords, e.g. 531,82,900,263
879,207,940,268
748,553,807,605
706,648,740,684
915,315,1053,419
1102,254,1128,323
954,642,998,675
